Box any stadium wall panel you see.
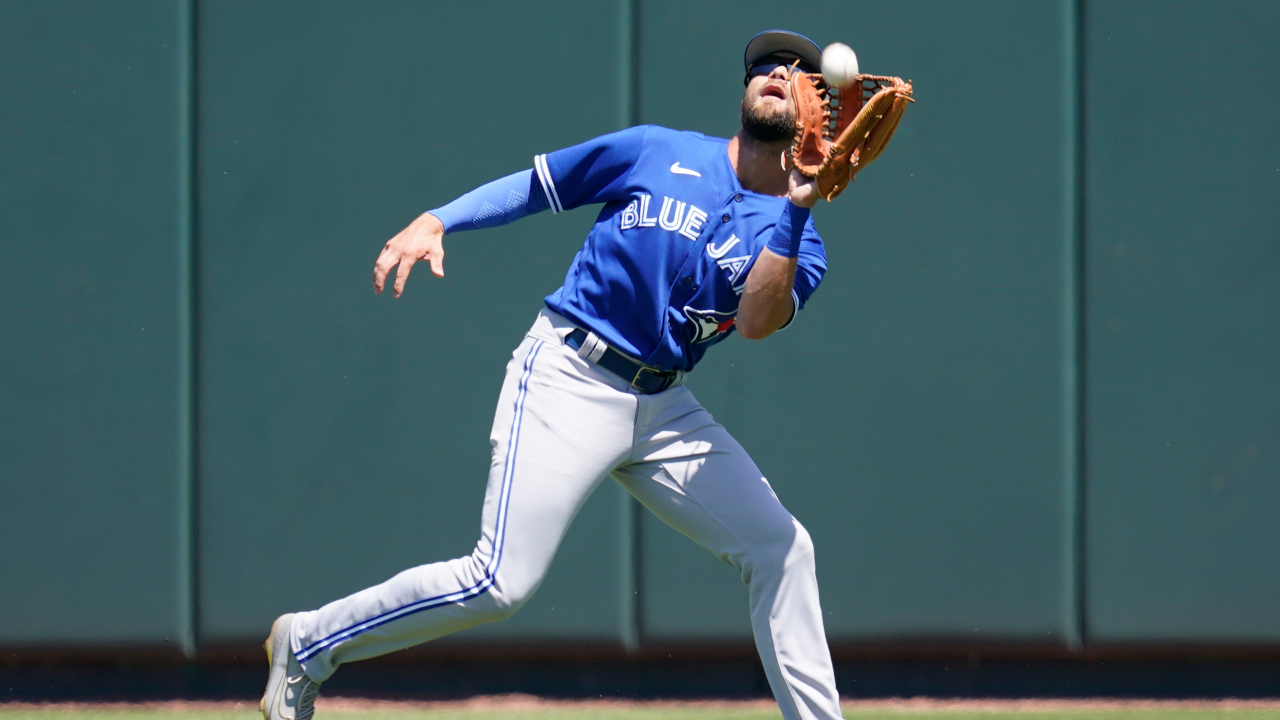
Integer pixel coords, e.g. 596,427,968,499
0,0,188,644
192,0,630,644
3,0,1280,656
1082,0,1280,642
635,0,1080,646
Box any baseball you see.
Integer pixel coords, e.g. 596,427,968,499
821,42,859,88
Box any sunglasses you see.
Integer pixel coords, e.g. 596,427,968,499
744,58,817,85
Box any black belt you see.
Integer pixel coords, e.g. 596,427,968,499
566,328,678,394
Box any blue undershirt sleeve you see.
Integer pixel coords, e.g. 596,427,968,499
426,169,551,234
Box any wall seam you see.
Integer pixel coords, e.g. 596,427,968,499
617,0,642,656
1066,0,1088,652
1070,0,1090,645
176,0,199,660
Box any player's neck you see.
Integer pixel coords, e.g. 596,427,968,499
727,132,790,198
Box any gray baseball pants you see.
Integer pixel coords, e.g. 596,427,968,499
289,309,843,720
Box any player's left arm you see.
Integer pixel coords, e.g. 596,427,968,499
737,169,819,339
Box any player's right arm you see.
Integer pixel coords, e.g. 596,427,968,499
374,127,646,298
373,211,446,298
374,168,549,297
374,167,550,297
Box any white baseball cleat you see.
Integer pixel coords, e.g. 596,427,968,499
260,613,322,720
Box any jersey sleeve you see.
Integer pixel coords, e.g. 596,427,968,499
779,217,828,330
533,125,648,213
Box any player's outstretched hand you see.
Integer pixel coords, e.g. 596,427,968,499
374,212,445,298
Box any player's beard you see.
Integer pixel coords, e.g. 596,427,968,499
740,95,797,144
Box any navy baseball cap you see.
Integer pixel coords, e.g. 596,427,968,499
743,30,822,80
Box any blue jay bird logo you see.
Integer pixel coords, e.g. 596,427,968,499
683,306,737,344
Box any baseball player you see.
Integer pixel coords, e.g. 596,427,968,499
264,30,851,720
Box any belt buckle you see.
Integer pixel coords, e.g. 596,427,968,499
631,365,664,393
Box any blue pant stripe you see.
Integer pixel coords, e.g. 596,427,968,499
296,339,545,662
488,340,536,571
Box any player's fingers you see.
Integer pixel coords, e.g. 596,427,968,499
373,238,403,293
428,247,444,277
392,256,416,298
373,254,395,294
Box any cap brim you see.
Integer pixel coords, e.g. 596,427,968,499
744,30,822,73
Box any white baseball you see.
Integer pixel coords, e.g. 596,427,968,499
820,42,859,89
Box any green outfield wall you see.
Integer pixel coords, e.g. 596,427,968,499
0,0,188,646
0,0,1276,654
1082,0,1280,642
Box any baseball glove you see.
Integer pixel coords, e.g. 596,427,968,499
789,68,913,201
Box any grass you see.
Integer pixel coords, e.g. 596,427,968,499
1,699,1277,720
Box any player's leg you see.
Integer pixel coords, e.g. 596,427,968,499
287,321,637,683
611,387,843,720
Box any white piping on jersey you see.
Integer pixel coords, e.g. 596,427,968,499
533,154,563,214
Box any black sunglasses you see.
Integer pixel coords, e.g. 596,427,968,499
744,55,816,85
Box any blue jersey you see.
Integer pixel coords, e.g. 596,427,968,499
533,125,827,373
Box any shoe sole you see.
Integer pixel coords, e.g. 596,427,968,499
260,616,282,718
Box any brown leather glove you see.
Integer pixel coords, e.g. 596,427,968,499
789,69,913,201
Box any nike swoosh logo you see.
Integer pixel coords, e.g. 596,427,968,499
670,162,701,177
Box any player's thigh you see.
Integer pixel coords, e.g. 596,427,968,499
477,335,636,594
613,420,804,578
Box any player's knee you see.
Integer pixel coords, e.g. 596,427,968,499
792,524,815,567
755,520,815,580
483,584,536,622
488,597,525,621
463,596,523,626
